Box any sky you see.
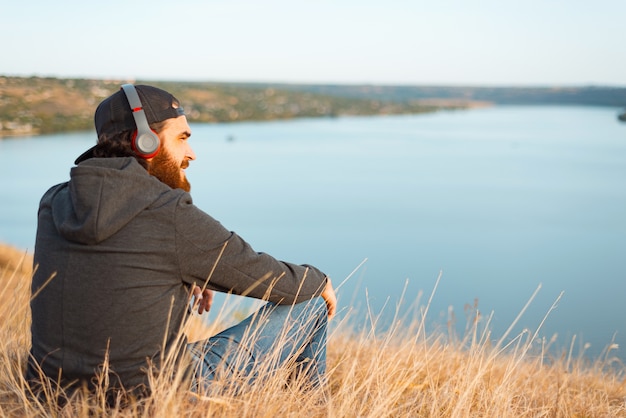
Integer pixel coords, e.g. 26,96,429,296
2,0,625,87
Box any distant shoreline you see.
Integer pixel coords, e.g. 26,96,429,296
0,76,467,138
3,75,625,139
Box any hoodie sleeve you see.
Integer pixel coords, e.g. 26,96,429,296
174,193,327,304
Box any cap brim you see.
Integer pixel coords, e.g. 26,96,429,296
74,145,97,165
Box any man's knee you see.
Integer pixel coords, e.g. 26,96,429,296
296,296,327,317
302,297,328,328
311,296,328,316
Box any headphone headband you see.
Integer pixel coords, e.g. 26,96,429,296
120,84,160,158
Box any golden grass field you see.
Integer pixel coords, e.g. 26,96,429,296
1,242,625,417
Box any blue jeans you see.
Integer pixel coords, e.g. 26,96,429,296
187,297,328,394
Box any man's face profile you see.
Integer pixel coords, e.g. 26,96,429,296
149,116,195,192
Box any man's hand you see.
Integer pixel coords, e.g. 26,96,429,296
192,285,214,315
321,278,337,319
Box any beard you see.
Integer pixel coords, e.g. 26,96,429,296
148,148,191,192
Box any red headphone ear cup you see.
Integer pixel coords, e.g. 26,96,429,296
131,129,160,159
121,84,160,159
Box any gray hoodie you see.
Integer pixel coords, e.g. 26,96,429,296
27,157,327,394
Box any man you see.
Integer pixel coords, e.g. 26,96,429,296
27,84,337,400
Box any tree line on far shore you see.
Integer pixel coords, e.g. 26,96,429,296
2,75,625,137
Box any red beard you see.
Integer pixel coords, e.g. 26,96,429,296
149,148,191,192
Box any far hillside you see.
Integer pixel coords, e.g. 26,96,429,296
252,83,626,107
0,77,465,137
1,76,625,137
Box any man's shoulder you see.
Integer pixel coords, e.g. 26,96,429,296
40,182,68,204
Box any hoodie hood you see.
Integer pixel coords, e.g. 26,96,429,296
48,157,173,245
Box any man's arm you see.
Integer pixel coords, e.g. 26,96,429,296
176,196,329,304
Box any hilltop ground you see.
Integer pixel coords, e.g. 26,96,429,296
1,242,625,417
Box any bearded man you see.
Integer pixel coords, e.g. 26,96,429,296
27,85,336,402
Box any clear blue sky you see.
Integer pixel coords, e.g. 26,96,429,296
2,0,625,86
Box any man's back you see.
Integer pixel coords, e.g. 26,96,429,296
28,157,191,393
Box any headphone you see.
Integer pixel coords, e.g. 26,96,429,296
121,84,160,159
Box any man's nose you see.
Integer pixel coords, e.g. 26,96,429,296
186,143,196,161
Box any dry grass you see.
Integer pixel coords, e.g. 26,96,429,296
1,243,625,417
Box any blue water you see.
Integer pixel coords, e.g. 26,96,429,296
2,105,626,360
